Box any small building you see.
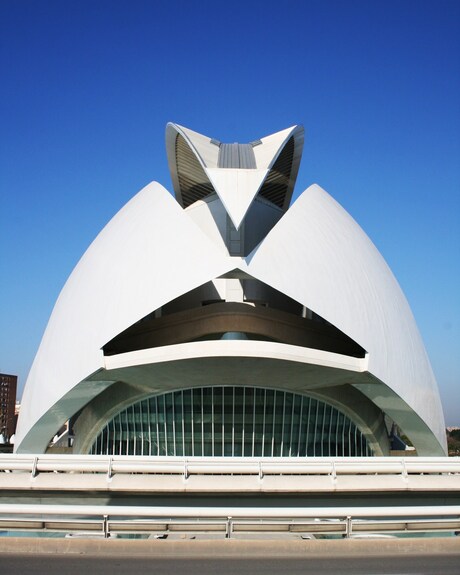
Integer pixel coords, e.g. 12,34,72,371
0,373,17,442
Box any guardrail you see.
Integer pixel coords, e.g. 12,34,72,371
1,454,459,480
0,503,459,539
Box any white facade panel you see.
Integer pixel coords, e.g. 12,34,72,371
205,168,268,229
15,182,235,451
245,184,445,451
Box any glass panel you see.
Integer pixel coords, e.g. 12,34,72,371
90,386,374,458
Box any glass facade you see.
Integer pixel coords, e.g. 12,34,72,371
90,386,373,457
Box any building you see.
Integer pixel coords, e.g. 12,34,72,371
0,373,17,442
15,124,447,456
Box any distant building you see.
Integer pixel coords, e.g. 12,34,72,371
15,123,446,456
0,373,17,442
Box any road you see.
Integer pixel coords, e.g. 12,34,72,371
2,553,460,575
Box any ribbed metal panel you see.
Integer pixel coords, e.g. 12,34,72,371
258,136,295,208
175,134,215,208
218,144,256,169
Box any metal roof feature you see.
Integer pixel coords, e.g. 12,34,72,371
218,144,257,169
258,136,295,208
166,123,304,217
175,134,216,208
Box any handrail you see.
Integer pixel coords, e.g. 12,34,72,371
0,503,458,539
1,503,459,518
0,454,460,477
0,455,459,478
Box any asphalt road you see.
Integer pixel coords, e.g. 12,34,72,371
2,553,460,575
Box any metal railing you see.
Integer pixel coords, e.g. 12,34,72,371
1,455,459,538
0,503,459,539
1,454,459,479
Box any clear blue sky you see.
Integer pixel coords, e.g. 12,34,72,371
1,1,459,425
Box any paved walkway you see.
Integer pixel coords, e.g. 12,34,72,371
0,536,458,558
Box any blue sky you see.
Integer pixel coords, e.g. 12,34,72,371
1,0,459,425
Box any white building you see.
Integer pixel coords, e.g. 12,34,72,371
15,123,447,457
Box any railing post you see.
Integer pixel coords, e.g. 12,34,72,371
103,514,109,538
226,516,232,539
107,457,113,481
345,515,352,538
31,456,38,478
402,459,408,483
331,461,337,484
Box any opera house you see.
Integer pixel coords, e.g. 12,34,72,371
15,123,447,457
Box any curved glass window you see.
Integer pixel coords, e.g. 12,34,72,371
90,387,373,457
